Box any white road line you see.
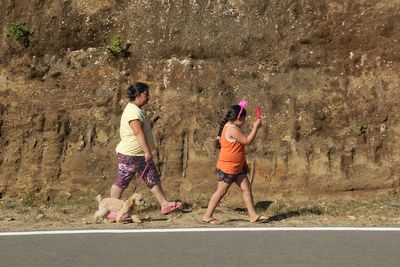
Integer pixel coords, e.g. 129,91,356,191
1,227,400,236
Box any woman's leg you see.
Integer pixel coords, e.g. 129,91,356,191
236,177,260,222
142,162,174,209
111,153,136,199
203,181,231,222
150,183,169,208
110,184,124,199
151,183,183,215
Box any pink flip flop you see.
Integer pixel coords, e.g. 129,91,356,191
161,202,182,215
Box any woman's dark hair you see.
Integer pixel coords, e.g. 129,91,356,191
127,82,149,101
215,105,247,149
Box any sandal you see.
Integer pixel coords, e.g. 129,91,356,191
202,218,222,225
250,215,269,223
161,202,182,215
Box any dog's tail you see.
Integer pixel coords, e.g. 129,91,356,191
96,194,102,203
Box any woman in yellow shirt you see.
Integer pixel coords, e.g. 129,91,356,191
109,82,181,218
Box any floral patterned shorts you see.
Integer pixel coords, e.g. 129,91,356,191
113,153,160,189
216,164,249,184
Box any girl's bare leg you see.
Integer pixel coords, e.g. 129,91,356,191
203,181,231,222
236,177,260,222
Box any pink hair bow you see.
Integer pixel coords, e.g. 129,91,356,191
237,100,248,120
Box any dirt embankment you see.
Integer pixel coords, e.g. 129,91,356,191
0,0,399,207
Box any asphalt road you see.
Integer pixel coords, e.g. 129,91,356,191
1,228,400,267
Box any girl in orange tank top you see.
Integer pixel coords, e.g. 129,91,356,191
203,103,268,224
216,124,246,174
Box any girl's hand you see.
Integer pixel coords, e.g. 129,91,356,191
144,152,153,162
253,119,261,129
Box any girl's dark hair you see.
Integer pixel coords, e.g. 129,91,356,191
127,82,149,101
215,105,247,149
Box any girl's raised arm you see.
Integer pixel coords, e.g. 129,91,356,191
229,119,261,146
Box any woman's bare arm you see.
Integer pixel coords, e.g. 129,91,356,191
130,120,152,161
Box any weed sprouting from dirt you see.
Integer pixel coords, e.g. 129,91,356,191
7,21,31,47
355,122,368,135
105,35,131,58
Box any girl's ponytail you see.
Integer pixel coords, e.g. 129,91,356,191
215,115,229,149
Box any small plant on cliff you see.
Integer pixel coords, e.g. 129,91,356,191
105,35,131,58
355,122,368,135
7,21,31,47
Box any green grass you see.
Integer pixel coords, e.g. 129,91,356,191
105,35,131,57
355,122,368,135
1,192,399,224
0,195,98,216
7,21,30,47
323,194,400,217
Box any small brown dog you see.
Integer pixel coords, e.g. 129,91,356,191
94,193,144,223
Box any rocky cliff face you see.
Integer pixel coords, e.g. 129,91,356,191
0,0,399,202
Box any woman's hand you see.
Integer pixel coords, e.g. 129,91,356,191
253,118,261,129
144,152,153,162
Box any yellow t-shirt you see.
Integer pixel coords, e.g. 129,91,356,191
115,103,155,156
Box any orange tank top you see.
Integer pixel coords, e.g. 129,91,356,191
216,124,246,174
